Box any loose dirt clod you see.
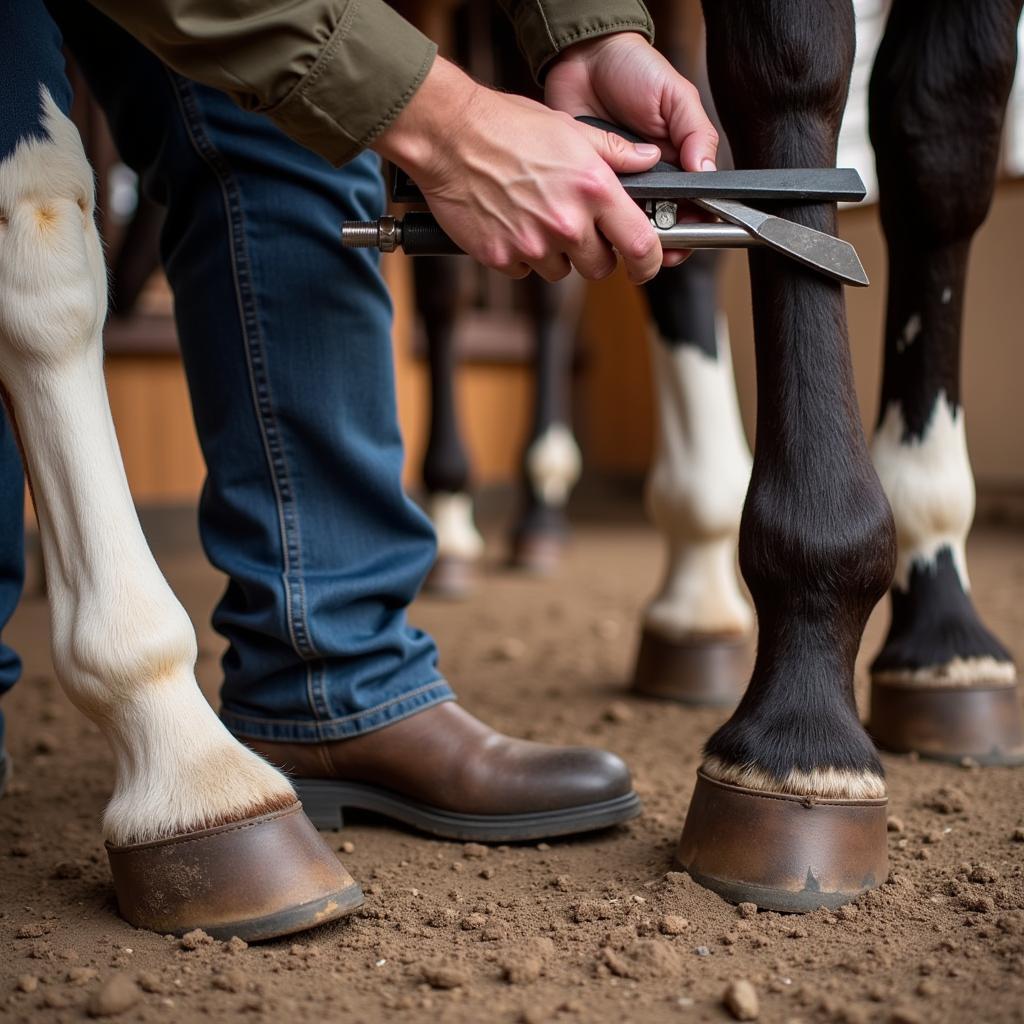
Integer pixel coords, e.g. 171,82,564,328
16,975,38,993
602,702,634,724
968,863,999,884
501,956,542,985
211,970,246,993
723,979,759,1020
87,974,140,1018
136,971,162,994
738,902,758,919
658,915,689,935
421,961,469,990
179,929,214,951
51,860,85,879
924,787,967,815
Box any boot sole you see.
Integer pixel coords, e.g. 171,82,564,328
294,779,642,841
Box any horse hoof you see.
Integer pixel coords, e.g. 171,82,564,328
510,531,565,576
630,628,749,707
676,771,888,913
424,554,477,600
107,802,363,941
868,679,1024,765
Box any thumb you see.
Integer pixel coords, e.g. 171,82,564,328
574,122,662,173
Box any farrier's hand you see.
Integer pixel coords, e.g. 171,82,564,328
545,32,719,173
545,33,720,269
373,57,666,284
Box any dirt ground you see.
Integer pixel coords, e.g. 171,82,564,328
1,510,1023,1024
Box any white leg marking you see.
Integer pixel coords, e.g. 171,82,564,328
524,423,581,508
701,755,887,800
0,92,293,845
428,491,484,561
643,322,753,640
872,393,972,592
872,394,1013,686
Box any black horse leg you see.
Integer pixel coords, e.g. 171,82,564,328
678,0,897,912
509,274,583,575
417,256,482,598
867,0,1024,763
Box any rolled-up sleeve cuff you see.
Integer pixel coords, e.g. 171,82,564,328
268,0,437,166
508,1,654,83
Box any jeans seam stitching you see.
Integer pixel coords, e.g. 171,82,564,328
222,680,450,728
167,76,325,697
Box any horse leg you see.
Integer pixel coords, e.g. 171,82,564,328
678,0,897,912
509,274,583,575
632,253,753,705
417,256,483,599
0,87,358,938
867,0,1024,764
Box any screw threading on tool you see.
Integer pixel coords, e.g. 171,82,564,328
341,221,381,248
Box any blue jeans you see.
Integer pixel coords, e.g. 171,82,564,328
0,2,453,746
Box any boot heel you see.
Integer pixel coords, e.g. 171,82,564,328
294,781,345,830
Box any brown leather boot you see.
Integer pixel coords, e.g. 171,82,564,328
240,702,640,842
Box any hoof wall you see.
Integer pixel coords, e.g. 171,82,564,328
424,555,477,600
510,532,565,576
869,679,1024,765
676,771,888,913
631,629,749,707
107,803,363,941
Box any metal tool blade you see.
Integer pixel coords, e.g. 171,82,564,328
692,197,868,287
390,166,868,205
617,168,867,203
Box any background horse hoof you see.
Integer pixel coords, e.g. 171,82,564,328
676,771,888,913
509,530,566,577
424,553,478,600
869,680,1024,766
107,803,363,941
630,629,749,707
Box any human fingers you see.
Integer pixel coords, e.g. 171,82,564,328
571,120,662,173
594,190,661,284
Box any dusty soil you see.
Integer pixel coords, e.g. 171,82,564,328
2,512,1023,1023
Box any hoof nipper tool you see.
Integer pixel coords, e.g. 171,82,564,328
342,118,869,287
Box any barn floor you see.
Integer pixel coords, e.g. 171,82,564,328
1,509,1023,1024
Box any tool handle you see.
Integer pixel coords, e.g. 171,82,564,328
399,212,464,255
342,216,759,254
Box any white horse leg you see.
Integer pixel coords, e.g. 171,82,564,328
633,258,753,704
0,92,357,937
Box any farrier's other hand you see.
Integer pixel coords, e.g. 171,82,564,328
372,57,665,284
544,33,719,270
545,32,719,173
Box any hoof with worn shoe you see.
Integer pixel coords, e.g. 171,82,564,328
869,679,1024,765
423,553,477,600
107,802,363,940
631,628,750,707
509,530,566,577
676,770,888,913
244,702,641,842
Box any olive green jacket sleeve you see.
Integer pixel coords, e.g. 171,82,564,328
87,0,654,167
498,0,653,81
